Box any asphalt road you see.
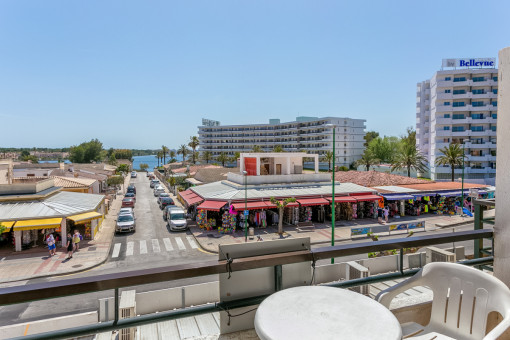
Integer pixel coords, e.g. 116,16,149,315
0,176,493,328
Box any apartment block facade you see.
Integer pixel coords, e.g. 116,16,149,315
198,116,366,167
416,58,498,185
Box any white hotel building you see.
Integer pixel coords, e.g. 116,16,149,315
416,58,498,185
198,116,366,167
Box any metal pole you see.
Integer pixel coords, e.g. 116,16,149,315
461,142,465,216
331,126,336,264
244,171,248,242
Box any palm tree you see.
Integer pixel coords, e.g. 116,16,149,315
270,197,297,235
355,150,380,171
435,143,464,182
188,136,200,164
177,145,190,164
216,152,229,167
156,151,163,167
201,151,213,164
391,143,428,177
321,151,334,171
252,145,263,153
169,150,177,163
233,152,241,167
273,145,284,152
161,145,169,164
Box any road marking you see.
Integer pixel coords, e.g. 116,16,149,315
175,237,186,250
163,238,173,251
112,243,121,258
186,236,198,249
0,257,5,262
152,239,161,253
126,241,134,256
140,240,147,254
23,324,30,336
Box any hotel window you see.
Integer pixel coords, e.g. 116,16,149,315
444,89,451,93
493,89,498,94
452,114,465,119
492,113,497,119
472,89,484,94
472,101,485,107
471,113,484,119
452,102,465,107
452,126,464,132
453,89,466,95
493,76,498,81
492,101,497,107
471,126,484,132
444,102,451,106
445,77,451,81
491,126,497,131
444,114,450,118
453,77,466,82
443,126,450,130
472,77,485,82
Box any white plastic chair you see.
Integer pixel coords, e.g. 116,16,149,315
376,262,510,340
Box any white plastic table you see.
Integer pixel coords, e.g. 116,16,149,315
254,286,402,340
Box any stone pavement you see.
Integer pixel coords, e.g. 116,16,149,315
189,211,491,254
0,176,130,284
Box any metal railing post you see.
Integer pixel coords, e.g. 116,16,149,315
274,265,283,291
399,248,404,275
114,288,119,325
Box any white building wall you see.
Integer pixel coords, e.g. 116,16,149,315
417,61,498,185
199,116,366,167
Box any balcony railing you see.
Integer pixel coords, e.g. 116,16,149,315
0,228,495,340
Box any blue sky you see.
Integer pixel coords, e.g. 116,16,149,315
1,1,509,149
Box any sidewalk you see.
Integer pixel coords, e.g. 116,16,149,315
190,211,488,254
0,176,130,284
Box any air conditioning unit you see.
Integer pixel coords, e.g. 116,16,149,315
346,261,370,296
426,246,456,264
119,290,137,340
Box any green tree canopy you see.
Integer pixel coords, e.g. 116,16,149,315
114,149,133,161
201,151,213,164
139,163,149,172
252,145,263,152
270,197,297,235
273,145,284,152
364,131,379,147
367,136,401,163
355,150,380,171
435,143,464,182
69,139,103,163
177,145,190,164
321,151,334,171
107,175,124,187
116,164,130,174
188,136,200,164
216,152,229,167
391,142,428,177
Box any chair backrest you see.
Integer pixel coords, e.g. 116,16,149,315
420,263,510,339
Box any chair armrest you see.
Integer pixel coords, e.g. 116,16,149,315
483,316,510,340
376,269,425,308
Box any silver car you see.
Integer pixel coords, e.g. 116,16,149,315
154,185,165,197
119,207,135,218
116,214,136,233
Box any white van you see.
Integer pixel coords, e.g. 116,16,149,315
167,208,188,231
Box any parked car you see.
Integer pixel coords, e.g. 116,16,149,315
125,192,136,201
131,171,137,178
150,179,160,188
122,198,135,208
146,172,152,177
153,185,165,197
163,205,177,220
167,208,188,231
127,185,136,194
157,192,170,203
116,214,136,233
119,207,134,218
159,197,175,210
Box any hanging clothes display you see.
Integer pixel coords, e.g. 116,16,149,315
219,212,236,234
197,209,207,229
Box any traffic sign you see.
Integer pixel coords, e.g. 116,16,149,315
244,210,249,216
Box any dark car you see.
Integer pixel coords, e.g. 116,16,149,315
127,185,136,194
159,197,175,210
125,192,136,201
157,192,170,204
122,198,135,208
163,204,178,220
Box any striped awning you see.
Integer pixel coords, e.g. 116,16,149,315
67,211,102,223
197,201,227,211
296,198,330,206
14,218,63,231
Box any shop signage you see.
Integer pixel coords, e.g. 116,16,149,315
244,210,249,216
442,58,496,69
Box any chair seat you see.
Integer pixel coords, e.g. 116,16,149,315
404,323,475,340
407,332,456,340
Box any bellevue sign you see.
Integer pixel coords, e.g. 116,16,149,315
442,58,496,69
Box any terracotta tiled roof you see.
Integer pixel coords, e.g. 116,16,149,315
194,167,239,184
52,176,97,188
333,171,432,187
397,182,488,191
171,165,222,176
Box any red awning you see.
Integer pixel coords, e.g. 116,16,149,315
325,196,358,203
297,198,330,207
197,200,227,211
182,195,203,206
350,195,382,202
232,202,272,211
180,189,196,197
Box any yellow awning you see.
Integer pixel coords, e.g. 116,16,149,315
14,218,63,231
0,221,15,229
67,211,102,223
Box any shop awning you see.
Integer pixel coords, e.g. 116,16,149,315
325,196,357,203
350,195,382,202
297,198,330,207
14,218,63,231
197,200,227,211
179,189,196,197
0,221,15,229
183,195,204,207
439,190,465,197
381,194,415,201
232,202,272,211
67,211,102,223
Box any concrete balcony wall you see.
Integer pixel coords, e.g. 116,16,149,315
227,172,331,185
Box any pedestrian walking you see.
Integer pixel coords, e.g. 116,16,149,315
383,207,389,223
377,207,383,224
73,230,81,252
46,233,56,257
66,233,73,259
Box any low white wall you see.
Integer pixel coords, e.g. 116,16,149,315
314,263,347,284
227,172,330,185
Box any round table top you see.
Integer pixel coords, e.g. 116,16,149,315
254,286,402,340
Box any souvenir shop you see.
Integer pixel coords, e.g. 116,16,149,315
11,218,63,250
403,193,461,216
66,212,103,240
195,201,234,234
380,194,415,218
283,198,328,225
327,196,381,221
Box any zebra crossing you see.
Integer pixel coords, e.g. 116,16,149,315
111,237,200,259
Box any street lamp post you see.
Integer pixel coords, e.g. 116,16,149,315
243,170,248,242
326,124,336,264
460,140,469,216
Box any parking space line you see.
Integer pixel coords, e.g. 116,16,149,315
112,243,121,258
163,238,173,251
152,239,161,253
175,237,186,250
140,240,147,254
126,241,134,256
186,236,198,249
